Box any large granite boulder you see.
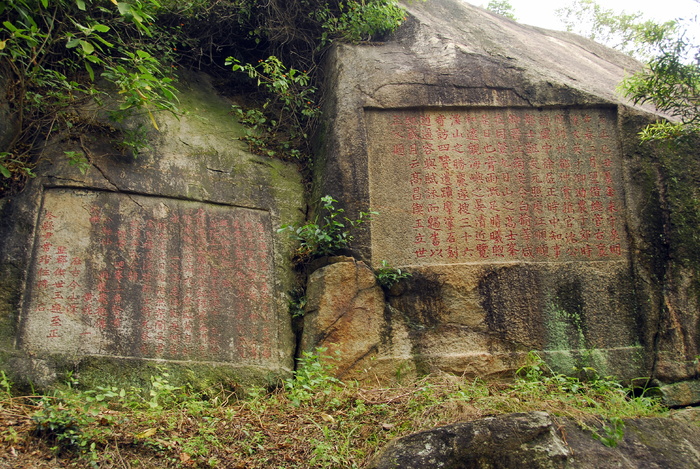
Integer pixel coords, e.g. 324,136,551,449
306,0,700,401
300,257,419,380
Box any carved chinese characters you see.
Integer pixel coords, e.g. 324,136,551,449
367,107,627,265
19,189,276,363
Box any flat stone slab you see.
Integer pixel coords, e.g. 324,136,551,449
367,107,627,266
18,188,277,364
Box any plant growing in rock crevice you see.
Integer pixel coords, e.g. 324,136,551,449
278,195,376,263
225,56,320,161
375,259,412,290
287,287,307,318
224,0,411,164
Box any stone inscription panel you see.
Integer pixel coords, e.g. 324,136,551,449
367,107,627,266
20,189,276,363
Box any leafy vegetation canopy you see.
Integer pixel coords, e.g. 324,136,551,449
486,0,516,21
0,0,408,194
556,0,679,60
622,24,700,141
555,0,699,142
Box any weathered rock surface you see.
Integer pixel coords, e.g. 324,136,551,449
0,71,305,388
309,0,700,398
369,411,700,469
300,257,389,379
660,380,700,408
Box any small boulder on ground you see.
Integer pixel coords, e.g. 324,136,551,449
369,411,700,469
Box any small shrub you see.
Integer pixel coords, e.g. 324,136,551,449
226,56,320,160
591,416,626,448
64,151,90,174
0,370,12,398
147,373,184,409
375,259,412,289
288,287,307,318
285,347,342,406
32,395,98,463
278,195,376,261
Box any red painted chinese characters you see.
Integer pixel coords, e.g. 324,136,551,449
369,108,626,265
21,190,275,363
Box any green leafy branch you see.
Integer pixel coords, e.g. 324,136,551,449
0,0,181,192
278,195,376,262
555,0,679,60
284,347,342,407
312,0,406,46
591,416,626,448
375,260,412,290
226,55,320,160
621,26,700,141
102,49,179,129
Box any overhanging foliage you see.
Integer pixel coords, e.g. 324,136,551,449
0,0,409,194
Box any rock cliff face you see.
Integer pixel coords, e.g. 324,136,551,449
0,71,304,388
308,0,700,403
1,0,699,406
